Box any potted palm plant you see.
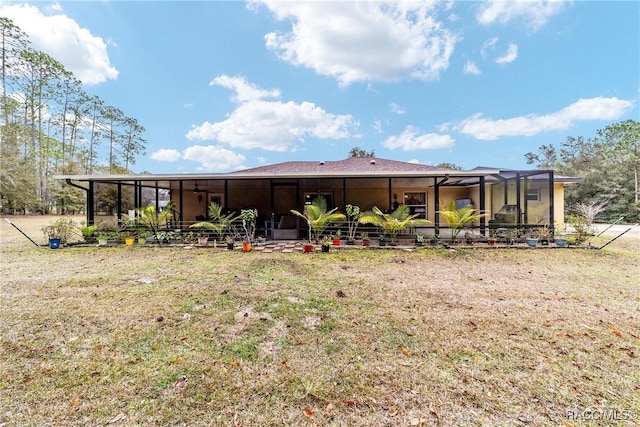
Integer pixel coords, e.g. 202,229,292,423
437,200,488,244
290,195,346,246
359,205,431,245
131,201,175,246
190,202,238,247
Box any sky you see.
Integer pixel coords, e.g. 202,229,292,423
1,0,638,174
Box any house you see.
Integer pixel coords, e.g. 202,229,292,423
56,157,580,239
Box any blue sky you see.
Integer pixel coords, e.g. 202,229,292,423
1,1,638,173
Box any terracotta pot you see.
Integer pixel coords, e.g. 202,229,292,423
242,242,252,252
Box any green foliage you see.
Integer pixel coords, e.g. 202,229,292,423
240,208,258,242
345,204,362,241
130,201,175,245
0,17,147,214
190,202,238,240
437,200,488,242
41,217,77,243
290,196,346,243
348,147,375,158
359,205,431,241
525,120,640,222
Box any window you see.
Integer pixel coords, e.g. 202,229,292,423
404,192,427,218
526,188,540,201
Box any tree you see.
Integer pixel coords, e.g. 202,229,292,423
525,122,639,222
597,120,640,214
348,147,375,158
436,162,464,170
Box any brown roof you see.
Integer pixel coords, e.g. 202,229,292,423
233,157,446,174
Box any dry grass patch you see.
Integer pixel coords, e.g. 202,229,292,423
1,216,639,426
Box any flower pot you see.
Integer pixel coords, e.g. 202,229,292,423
362,241,370,247
332,239,340,246
98,239,108,246
526,238,538,248
321,244,330,253
138,236,147,245
303,244,314,253
198,237,209,246
242,242,252,252
555,238,567,247
124,237,135,246
48,238,61,249
488,239,496,246
226,242,235,250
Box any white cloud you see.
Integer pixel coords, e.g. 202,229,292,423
182,145,246,172
496,43,518,65
481,37,499,58
151,149,181,162
477,0,569,30
254,1,459,87
186,75,358,151
453,97,634,140
388,102,406,115
0,4,118,85
372,120,383,134
210,75,280,103
382,126,455,151
464,60,481,75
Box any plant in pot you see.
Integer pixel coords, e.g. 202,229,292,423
225,235,235,250
332,229,342,246
429,234,439,246
120,230,135,246
525,230,539,248
190,202,238,247
196,232,209,246
415,234,424,247
137,230,151,245
78,223,98,244
321,236,331,253
536,225,552,246
436,200,488,244
361,232,370,247
130,201,175,247
290,195,346,247
240,208,258,252
41,217,77,249
345,204,361,245
359,205,431,246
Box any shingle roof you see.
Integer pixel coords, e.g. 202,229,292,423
233,157,447,174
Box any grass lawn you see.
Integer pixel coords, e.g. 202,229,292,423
1,216,639,426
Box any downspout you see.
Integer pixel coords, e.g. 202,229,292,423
65,179,93,225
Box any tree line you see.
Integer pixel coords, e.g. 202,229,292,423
0,17,147,214
525,119,639,223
